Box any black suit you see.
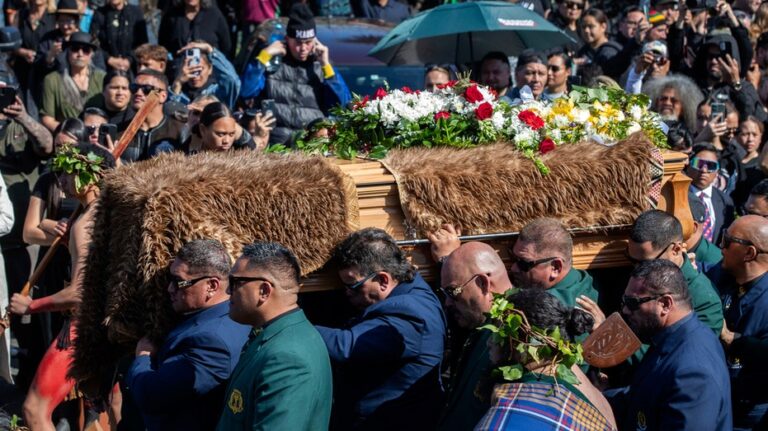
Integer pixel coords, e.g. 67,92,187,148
692,185,734,246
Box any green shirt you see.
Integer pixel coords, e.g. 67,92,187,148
216,309,332,430
692,237,723,267
41,68,105,122
680,255,724,334
548,268,598,307
438,329,492,431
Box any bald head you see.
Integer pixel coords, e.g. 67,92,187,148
441,242,513,328
722,215,768,283
733,215,768,251
443,242,511,294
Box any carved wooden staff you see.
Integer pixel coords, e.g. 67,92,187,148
1,91,161,329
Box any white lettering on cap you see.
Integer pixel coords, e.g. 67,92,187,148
497,18,536,27
296,29,316,39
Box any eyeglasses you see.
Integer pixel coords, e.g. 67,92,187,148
440,274,481,299
564,1,584,9
725,127,739,137
621,294,664,311
342,272,377,291
720,233,768,253
85,125,98,135
130,83,163,95
510,255,558,272
228,275,271,290
547,65,562,72
69,44,93,54
689,157,720,173
169,275,215,291
623,18,644,27
624,243,673,265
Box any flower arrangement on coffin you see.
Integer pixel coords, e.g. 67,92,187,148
292,76,668,174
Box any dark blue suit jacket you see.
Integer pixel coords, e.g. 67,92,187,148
606,314,732,431
721,272,768,421
316,273,447,430
125,301,250,430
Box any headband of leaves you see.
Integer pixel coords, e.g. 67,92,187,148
480,292,584,386
52,144,105,193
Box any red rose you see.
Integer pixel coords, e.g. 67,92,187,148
518,110,545,130
539,138,556,154
464,85,484,103
437,80,457,90
353,95,370,110
402,86,413,94
434,111,451,121
475,102,493,120
375,88,387,99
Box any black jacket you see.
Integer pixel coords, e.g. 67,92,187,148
158,6,231,56
90,4,148,61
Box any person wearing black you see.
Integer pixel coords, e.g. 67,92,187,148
12,0,56,107
90,0,148,72
85,68,134,124
157,0,231,59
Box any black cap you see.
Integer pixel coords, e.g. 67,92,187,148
287,4,316,40
0,27,21,53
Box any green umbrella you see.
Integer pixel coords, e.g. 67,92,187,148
368,1,575,65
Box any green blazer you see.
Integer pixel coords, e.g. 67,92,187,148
216,309,332,430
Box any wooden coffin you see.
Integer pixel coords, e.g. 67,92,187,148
301,151,691,292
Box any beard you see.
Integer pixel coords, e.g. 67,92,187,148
626,312,663,344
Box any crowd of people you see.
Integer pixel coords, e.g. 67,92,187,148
0,0,765,428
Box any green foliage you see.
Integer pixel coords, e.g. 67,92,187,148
486,292,584,388
51,145,105,193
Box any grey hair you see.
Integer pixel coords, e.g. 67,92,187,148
643,73,704,132
241,242,302,286
176,239,232,277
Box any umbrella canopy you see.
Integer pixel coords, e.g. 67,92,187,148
368,1,575,65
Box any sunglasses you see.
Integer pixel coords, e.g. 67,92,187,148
689,157,720,173
228,275,271,290
564,1,584,9
440,274,481,299
69,44,93,54
85,125,98,135
130,83,163,95
720,233,768,253
724,127,739,137
510,255,557,272
658,95,679,104
343,272,377,291
624,243,672,265
621,294,663,311
169,275,215,292
547,65,562,72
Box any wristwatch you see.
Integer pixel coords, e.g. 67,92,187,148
732,80,743,91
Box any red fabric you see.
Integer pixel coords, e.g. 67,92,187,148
29,323,77,418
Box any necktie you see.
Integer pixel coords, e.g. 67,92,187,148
699,191,714,242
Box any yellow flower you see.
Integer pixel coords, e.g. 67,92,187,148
550,99,575,121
